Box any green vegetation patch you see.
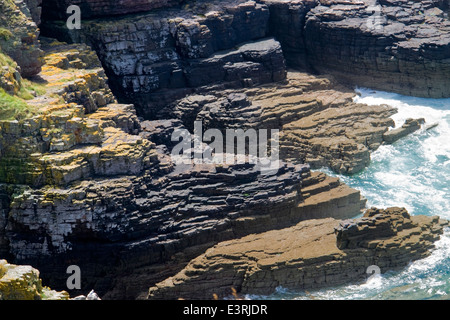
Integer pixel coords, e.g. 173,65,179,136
0,50,16,68
0,87,36,120
0,28,13,41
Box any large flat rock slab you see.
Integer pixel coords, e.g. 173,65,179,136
148,207,448,299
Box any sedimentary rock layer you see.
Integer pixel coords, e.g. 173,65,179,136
0,40,366,299
160,71,426,174
54,1,280,118
1,0,446,301
148,207,448,300
42,0,450,100
302,0,450,98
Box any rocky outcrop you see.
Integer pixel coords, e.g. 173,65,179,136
148,207,448,300
41,0,450,102
0,39,367,299
383,118,425,144
261,0,318,70
0,259,68,300
24,0,43,26
1,0,445,301
39,0,433,173
302,0,450,98
159,71,426,174
41,0,284,118
0,53,22,95
259,0,450,97
0,0,42,77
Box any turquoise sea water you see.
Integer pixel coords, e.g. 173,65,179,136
248,88,450,300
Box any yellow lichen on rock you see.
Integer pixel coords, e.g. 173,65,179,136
0,260,69,300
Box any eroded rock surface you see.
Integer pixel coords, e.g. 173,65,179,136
1,0,447,301
42,0,450,106
148,207,448,300
0,0,43,77
302,0,450,98
0,40,366,299
160,71,425,174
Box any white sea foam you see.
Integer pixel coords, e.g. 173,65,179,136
264,88,450,300
323,89,450,299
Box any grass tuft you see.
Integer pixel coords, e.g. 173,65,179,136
0,87,36,120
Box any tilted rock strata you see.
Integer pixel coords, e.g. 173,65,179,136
0,40,366,299
0,0,440,300
41,0,450,104
160,71,424,174
246,72,400,173
148,208,448,300
41,1,285,117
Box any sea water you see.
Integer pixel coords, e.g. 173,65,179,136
248,88,450,300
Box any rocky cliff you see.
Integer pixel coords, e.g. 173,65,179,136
0,37,367,299
148,208,448,299
41,0,450,112
0,0,447,300
0,0,42,77
39,0,441,172
303,0,450,98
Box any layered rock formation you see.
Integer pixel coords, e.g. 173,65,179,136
39,0,436,173
41,0,450,106
148,208,448,300
0,38,367,299
48,1,282,119
0,0,447,301
159,71,407,174
303,0,450,98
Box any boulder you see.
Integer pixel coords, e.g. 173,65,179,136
0,259,69,300
383,118,425,144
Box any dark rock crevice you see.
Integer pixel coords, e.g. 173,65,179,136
261,0,319,72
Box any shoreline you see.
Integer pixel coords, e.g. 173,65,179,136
1,0,449,300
